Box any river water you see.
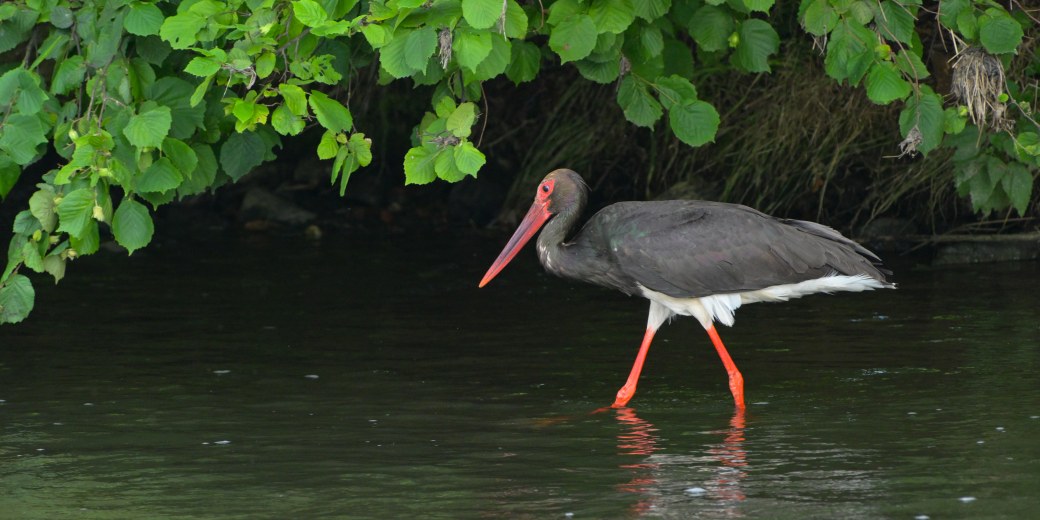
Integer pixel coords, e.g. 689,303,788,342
1,232,1038,518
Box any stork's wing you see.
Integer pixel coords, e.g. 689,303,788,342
580,200,888,299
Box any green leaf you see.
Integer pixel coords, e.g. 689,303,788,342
688,6,733,52
137,157,182,192
893,50,930,80
178,143,217,196
220,131,267,181
588,0,636,35
380,29,416,78
124,105,173,149
617,76,663,127
42,255,66,284
733,19,779,72
956,9,977,40
111,198,154,254
865,61,911,105
447,102,478,138
435,148,465,182
56,188,96,238
361,24,390,48
0,9,35,55
88,10,126,67
943,107,967,135
125,2,164,36
978,8,1024,55
549,14,597,64
473,36,511,81
135,35,172,66
453,141,485,175
21,240,43,273
968,156,1004,212
185,56,221,77
669,100,720,147
824,22,875,85
939,0,969,27
634,0,670,21
349,133,372,167
162,138,198,177
405,26,437,72
547,0,581,25
12,210,39,234
189,73,211,108
802,0,838,36
317,130,339,160
0,114,47,165
159,11,206,49
0,157,17,200
293,0,329,27
71,221,99,255
744,0,774,13
0,274,34,324
454,28,493,72
404,146,437,185
462,0,502,30
50,6,74,29
1002,163,1033,216
503,0,528,38
0,4,18,22
29,190,57,232
2,236,23,283
272,104,306,136
575,58,620,83
875,0,914,44
51,55,86,95
655,75,698,110
434,96,457,118
506,40,541,84
9,69,48,114
255,52,276,79
1014,132,1040,162
641,23,663,55
898,86,944,154
309,91,353,132
279,84,308,116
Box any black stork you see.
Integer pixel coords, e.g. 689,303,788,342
479,169,894,409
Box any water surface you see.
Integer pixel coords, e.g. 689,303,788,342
2,232,1038,518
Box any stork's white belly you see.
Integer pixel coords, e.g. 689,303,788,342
639,274,890,330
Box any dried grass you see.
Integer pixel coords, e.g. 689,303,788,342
950,46,1009,132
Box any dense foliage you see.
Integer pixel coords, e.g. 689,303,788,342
0,0,1037,324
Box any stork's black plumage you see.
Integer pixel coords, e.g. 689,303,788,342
480,169,894,409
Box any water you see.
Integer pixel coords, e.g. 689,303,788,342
1,232,1038,519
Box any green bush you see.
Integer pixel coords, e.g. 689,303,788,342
0,0,1037,324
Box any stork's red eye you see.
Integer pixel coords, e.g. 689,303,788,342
541,184,550,193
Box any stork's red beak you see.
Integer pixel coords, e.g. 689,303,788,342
479,200,552,287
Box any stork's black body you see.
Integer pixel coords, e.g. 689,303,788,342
536,199,889,300
480,169,893,409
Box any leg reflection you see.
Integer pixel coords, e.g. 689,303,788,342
706,408,748,502
612,407,660,515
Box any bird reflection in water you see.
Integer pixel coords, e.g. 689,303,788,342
605,407,749,515
612,406,659,515
706,409,748,503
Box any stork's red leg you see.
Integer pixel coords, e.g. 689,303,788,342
612,326,658,408
706,325,745,409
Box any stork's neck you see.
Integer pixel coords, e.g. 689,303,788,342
535,200,598,280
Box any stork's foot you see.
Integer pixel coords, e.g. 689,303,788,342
728,370,745,410
612,383,637,408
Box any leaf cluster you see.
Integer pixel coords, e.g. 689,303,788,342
0,0,1037,324
798,0,1038,216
